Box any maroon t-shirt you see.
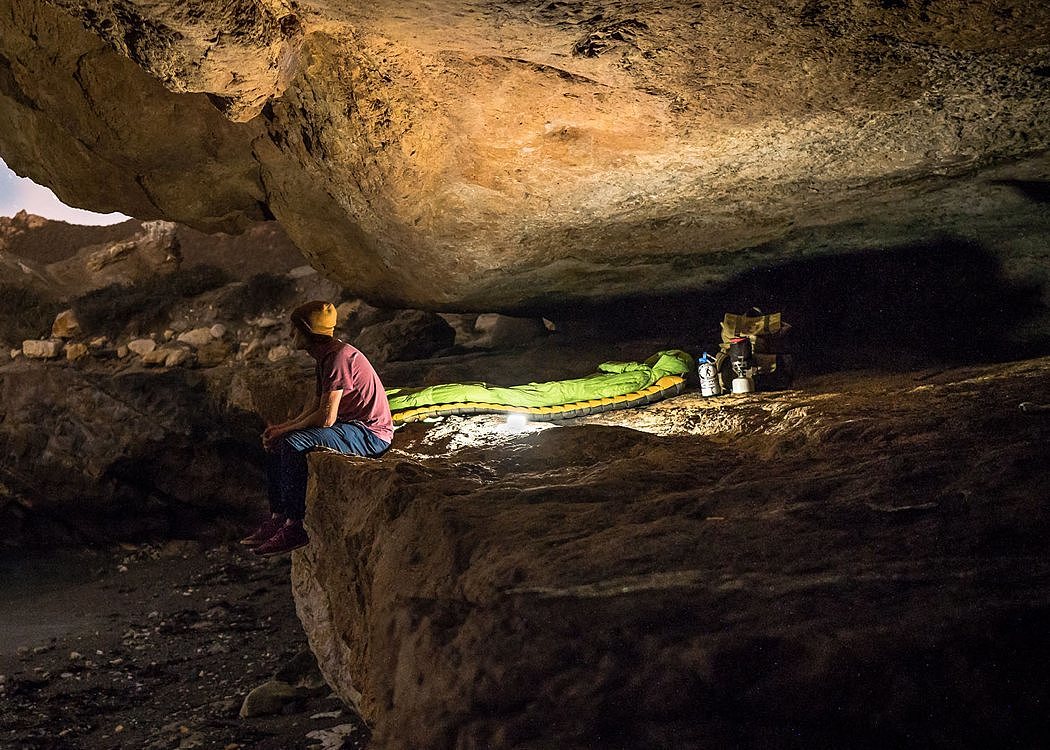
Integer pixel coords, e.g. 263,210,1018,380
315,340,394,443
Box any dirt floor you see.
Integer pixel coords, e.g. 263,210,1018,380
0,543,369,750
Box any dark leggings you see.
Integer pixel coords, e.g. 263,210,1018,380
266,422,389,520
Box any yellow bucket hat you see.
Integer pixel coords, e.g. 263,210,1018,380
291,300,337,336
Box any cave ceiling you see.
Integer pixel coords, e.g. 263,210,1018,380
1,1,1048,312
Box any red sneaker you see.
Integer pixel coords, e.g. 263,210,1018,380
253,523,309,556
239,515,285,547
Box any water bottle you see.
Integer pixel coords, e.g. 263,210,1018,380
697,353,721,397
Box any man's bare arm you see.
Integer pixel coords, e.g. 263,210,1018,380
264,391,344,448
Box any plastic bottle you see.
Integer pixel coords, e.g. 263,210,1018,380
697,353,721,397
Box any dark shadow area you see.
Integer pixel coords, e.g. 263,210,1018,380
990,179,1050,204
556,236,1047,373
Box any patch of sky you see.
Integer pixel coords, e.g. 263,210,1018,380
0,157,130,226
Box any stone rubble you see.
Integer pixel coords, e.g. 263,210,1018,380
22,338,63,359
127,338,157,356
51,309,80,339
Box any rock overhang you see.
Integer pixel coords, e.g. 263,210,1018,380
1,0,1048,313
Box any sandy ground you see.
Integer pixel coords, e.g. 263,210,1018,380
0,543,368,750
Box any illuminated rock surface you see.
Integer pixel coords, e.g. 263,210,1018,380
2,1,1049,310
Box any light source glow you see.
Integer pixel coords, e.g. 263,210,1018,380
505,413,529,431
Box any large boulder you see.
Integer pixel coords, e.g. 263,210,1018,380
353,310,456,363
1,1,1048,311
292,357,1050,749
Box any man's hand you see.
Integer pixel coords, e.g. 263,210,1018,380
262,424,285,451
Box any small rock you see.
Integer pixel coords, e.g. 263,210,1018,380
253,316,279,329
141,347,171,366
179,732,205,749
177,327,214,348
22,339,63,359
163,329,175,341
334,300,360,322
142,346,191,368
267,345,291,362
310,710,343,720
164,348,192,368
117,345,129,359
89,335,109,348
209,324,227,339
9,348,21,359
239,679,300,718
336,299,391,336
305,724,358,750
220,696,242,716
127,338,157,356
69,651,82,660
158,540,198,557
65,342,89,361
195,340,231,368
288,265,317,279
51,309,80,339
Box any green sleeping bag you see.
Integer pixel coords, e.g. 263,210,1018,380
386,350,692,424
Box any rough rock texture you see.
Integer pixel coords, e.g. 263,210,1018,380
0,363,265,546
20,338,62,358
291,357,1050,749
2,1,1049,311
45,220,181,295
0,213,356,552
353,310,457,363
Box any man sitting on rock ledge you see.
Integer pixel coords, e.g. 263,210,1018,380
242,300,394,556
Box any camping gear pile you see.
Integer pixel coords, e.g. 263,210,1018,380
699,308,795,396
385,309,794,426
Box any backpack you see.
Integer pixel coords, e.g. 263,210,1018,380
714,308,796,391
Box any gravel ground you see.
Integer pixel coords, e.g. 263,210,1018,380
0,542,369,750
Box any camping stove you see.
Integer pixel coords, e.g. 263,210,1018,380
728,336,755,394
